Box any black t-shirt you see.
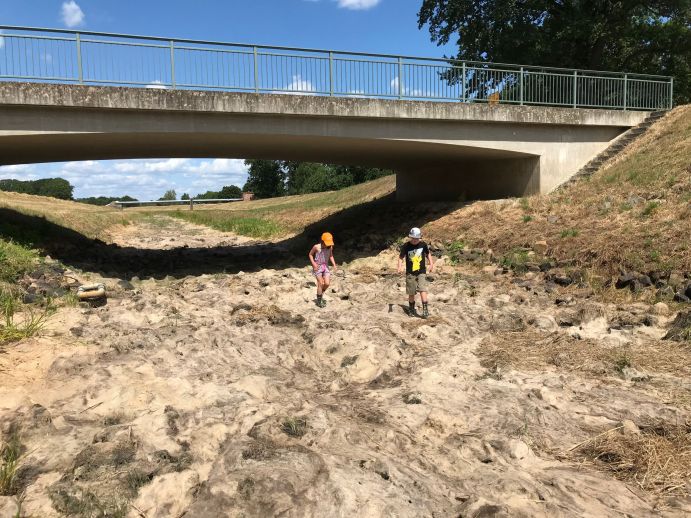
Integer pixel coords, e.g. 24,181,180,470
400,241,429,274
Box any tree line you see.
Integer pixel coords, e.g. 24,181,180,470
0,178,74,200
242,160,392,199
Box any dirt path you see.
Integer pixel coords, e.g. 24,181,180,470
108,215,255,249
1,220,689,517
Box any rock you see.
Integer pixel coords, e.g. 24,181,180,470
673,292,690,303
656,286,675,301
490,312,525,332
615,273,636,290
482,266,496,275
488,295,511,308
626,194,645,206
70,326,84,337
686,283,691,299
637,275,653,288
663,310,691,341
621,367,651,382
553,274,573,287
557,311,579,327
525,262,541,273
620,419,641,436
547,215,558,224
668,272,685,289
651,302,669,315
529,315,558,332
533,240,548,255
117,280,135,291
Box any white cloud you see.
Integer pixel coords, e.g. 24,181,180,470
61,1,85,28
145,80,168,90
0,158,250,200
337,0,382,10
279,75,316,95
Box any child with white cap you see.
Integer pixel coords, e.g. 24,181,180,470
397,227,434,318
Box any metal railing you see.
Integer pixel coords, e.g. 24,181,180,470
0,26,673,110
113,198,242,210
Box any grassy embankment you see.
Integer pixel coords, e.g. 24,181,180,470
152,175,395,238
424,105,691,279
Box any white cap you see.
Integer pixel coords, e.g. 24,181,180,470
409,227,422,239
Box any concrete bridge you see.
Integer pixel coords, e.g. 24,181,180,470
0,82,648,201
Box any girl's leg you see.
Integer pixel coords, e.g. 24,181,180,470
322,274,331,291
316,276,324,296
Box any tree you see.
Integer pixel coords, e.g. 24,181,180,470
180,193,190,200
159,189,177,201
243,160,286,199
418,0,690,104
77,195,137,206
0,177,74,200
218,185,243,199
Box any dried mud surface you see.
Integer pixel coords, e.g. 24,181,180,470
1,218,690,517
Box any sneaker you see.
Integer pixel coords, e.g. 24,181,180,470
422,306,429,318
408,305,417,317
317,298,326,308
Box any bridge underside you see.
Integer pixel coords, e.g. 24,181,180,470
0,83,647,202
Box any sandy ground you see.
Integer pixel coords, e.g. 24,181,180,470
1,217,689,517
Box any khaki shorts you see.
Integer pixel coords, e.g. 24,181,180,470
406,273,429,295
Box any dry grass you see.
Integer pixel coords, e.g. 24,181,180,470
476,330,691,379
143,175,395,237
570,421,691,496
0,190,131,240
425,105,691,277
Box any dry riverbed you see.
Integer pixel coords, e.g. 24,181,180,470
0,217,689,517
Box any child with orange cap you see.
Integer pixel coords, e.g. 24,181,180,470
309,232,338,308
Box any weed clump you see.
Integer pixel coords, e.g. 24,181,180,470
0,426,22,496
571,421,691,496
281,417,307,438
340,355,358,368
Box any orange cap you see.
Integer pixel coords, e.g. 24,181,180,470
321,232,334,246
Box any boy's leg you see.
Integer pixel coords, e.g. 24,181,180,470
405,275,417,316
419,275,430,318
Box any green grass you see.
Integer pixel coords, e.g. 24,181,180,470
614,353,632,374
523,215,533,223
169,211,283,239
0,427,22,496
560,228,580,239
500,248,531,272
641,201,661,217
281,417,307,438
1,288,53,345
0,239,39,284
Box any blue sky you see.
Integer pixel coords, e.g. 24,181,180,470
0,0,455,200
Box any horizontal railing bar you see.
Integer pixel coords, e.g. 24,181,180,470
80,38,169,49
0,25,672,79
175,46,254,55
0,33,76,42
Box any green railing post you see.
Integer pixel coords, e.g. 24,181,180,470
253,46,259,93
329,52,334,96
572,70,577,108
519,66,524,105
398,56,403,99
75,32,83,84
622,74,627,110
461,62,466,102
169,40,176,89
